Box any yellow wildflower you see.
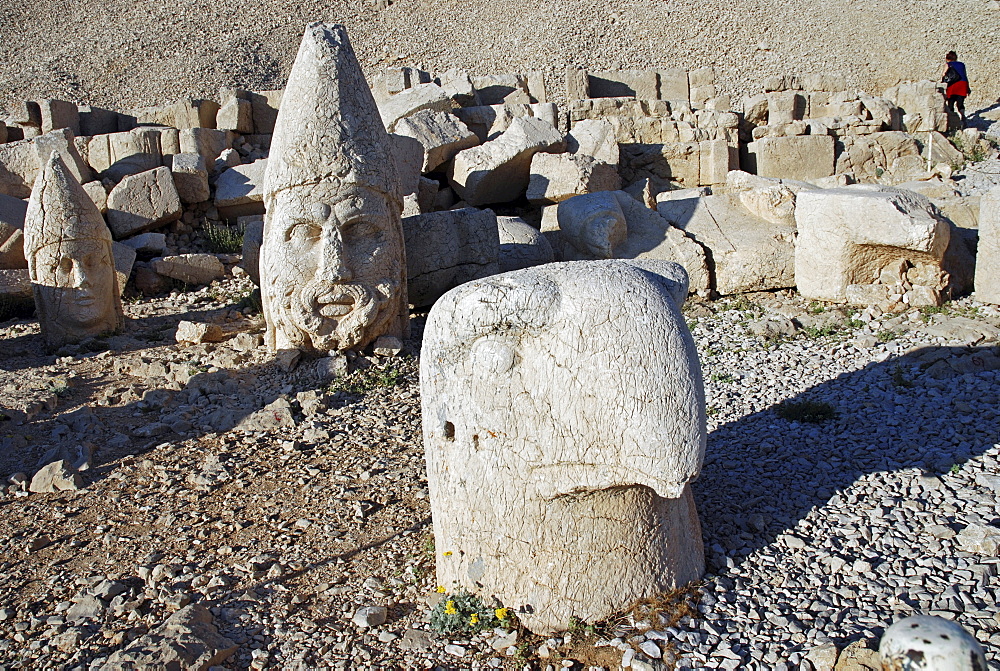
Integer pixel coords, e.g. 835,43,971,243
495,607,509,620
442,551,453,557
444,601,457,615
469,613,480,625
436,586,446,593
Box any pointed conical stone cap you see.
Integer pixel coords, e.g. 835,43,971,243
264,23,400,204
24,151,112,271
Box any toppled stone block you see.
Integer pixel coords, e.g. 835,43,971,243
175,320,225,344
112,241,136,296
449,116,565,206
393,110,479,172
34,129,91,186
378,83,457,133
179,128,232,168
248,89,283,134
119,232,166,256
78,105,120,136
153,253,226,286
565,67,590,100
0,139,41,198
795,187,951,303
82,181,108,213
658,189,797,296
216,94,253,133
497,215,554,273
215,158,267,218
29,460,83,493
974,188,1000,305
106,167,183,239
90,128,163,182
834,131,922,183
566,119,619,164
471,74,528,105
555,191,710,295
36,99,80,135
98,604,237,671
170,152,210,204
658,69,689,101
526,152,620,204
755,134,834,181
766,91,806,125
402,208,500,306
240,216,264,285
391,134,423,198
0,193,27,270
131,98,219,130
421,260,705,634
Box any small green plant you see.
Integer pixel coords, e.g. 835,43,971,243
709,372,734,384
890,364,914,388
723,296,756,313
949,463,962,475
807,301,826,315
567,616,598,637
776,399,837,423
328,362,406,395
804,324,839,339
429,590,510,635
875,167,885,178
203,221,245,253
48,377,71,397
875,329,899,343
919,305,947,323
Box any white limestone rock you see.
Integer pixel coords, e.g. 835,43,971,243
794,186,951,303
879,616,986,671
153,254,225,286
566,119,619,164
106,167,183,239
378,83,457,133
393,109,480,173
170,152,210,204
497,215,554,273
974,187,1000,305
215,159,267,218
0,193,27,270
402,207,499,307
526,152,620,205
421,260,705,634
449,116,565,206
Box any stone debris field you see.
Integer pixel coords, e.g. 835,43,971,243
0,8,1000,671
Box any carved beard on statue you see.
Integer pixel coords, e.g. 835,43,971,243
261,183,404,352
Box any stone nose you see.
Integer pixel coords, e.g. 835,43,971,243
71,260,92,289
317,227,353,283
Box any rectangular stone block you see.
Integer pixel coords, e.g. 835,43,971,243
78,105,120,136
974,189,1000,305
698,139,737,186
588,70,659,100
37,99,80,135
248,90,283,134
657,69,689,101
526,71,547,104
767,91,806,125
755,134,835,181
688,66,715,88
565,67,590,100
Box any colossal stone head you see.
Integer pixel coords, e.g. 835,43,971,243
421,260,706,632
260,23,407,353
24,152,123,349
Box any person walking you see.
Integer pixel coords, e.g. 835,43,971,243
942,51,970,127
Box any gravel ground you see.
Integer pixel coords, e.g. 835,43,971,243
1,0,999,116
1,273,999,669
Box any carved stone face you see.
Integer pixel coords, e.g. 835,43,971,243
261,181,404,351
32,237,118,335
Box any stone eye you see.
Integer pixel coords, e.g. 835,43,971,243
342,218,379,240
286,222,321,243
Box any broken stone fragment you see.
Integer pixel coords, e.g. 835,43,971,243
392,109,479,173
171,152,210,204
402,207,500,307
378,83,457,133
175,320,225,345
106,167,183,239
215,158,267,218
0,193,28,270
29,459,83,493
449,116,565,206
497,215,554,273
153,254,225,286
526,151,620,204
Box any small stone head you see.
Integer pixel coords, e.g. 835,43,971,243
24,152,123,348
260,23,406,353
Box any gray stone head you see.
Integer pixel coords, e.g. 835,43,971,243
24,152,123,348
260,23,407,353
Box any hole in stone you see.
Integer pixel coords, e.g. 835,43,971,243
443,421,455,440
941,635,950,640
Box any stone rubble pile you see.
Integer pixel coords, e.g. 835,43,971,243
2,58,999,315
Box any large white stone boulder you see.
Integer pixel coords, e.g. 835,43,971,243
449,116,565,206
879,616,986,671
421,259,705,634
106,167,183,239
378,83,457,133
402,208,499,307
974,187,1000,305
392,109,479,173
794,186,952,304
526,152,620,205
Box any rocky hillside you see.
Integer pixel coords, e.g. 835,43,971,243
2,0,999,113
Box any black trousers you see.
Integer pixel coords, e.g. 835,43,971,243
946,94,966,118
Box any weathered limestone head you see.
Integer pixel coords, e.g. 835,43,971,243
422,260,706,632
260,23,407,353
24,152,123,349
